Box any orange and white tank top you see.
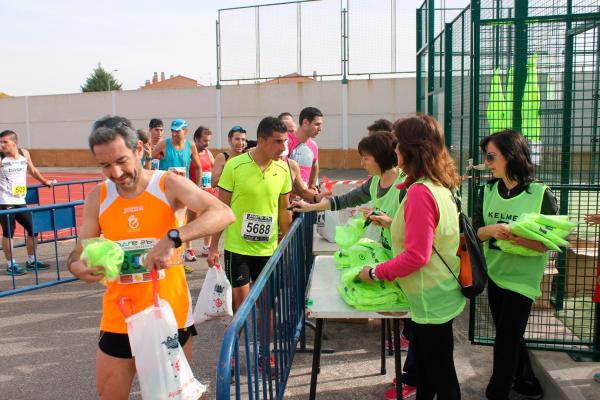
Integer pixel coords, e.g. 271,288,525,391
98,170,193,334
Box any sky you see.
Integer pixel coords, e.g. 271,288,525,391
0,0,468,97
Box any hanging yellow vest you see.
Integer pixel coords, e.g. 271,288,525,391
390,179,465,324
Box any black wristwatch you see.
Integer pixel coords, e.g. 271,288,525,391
167,229,182,248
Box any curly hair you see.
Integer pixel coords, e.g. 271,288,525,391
393,114,460,189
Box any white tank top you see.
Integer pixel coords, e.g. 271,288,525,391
0,153,28,205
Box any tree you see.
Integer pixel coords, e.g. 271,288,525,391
81,63,122,92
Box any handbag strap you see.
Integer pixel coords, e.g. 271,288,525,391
432,246,461,286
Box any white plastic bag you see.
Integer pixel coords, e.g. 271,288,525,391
120,272,206,400
193,264,233,324
316,210,341,243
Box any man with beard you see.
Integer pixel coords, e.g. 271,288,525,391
68,115,234,400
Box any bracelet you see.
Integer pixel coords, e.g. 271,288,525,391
368,267,378,281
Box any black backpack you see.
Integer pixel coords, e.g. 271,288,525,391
433,192,488,300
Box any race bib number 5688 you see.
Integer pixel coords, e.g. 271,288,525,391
241,213,274,242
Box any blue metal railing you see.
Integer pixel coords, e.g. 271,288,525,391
216,212,315,399
0,201,83,297
26,179,102,206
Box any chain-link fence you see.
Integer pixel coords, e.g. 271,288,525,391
418,0,600,360
216,0,462,83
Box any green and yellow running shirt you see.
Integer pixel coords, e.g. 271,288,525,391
218,152,292,257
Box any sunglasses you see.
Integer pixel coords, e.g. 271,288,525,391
485,152,497,162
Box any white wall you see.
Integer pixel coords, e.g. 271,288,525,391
0,78,417,150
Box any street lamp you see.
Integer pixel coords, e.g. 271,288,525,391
107,69,118,91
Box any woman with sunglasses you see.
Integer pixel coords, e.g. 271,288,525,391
473,130,558,400
358,114,464,399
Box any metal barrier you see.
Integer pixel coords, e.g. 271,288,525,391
216,212,315,400
0,201,83,297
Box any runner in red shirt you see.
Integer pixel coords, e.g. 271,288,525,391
187,126,215,258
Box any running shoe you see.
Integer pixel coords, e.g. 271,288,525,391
183,265,194,274
200,245,210,258
6,264,26,276
184,249,197,262
386,334,410,352
384,384,416,399
26,260,50,271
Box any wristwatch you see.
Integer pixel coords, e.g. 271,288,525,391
167,229,182,248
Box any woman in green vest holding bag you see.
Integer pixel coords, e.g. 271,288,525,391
473,130,558,400
358,114,464,399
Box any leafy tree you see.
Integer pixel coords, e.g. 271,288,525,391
81,63,122,92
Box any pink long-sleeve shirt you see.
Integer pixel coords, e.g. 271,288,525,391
374,182,440,281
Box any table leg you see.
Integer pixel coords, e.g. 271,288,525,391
393,319,404,400
387,319,394,356
380,319,387,375
309,318,324,400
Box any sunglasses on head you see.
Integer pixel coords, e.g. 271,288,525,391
486,152,497,162
230,125,246,134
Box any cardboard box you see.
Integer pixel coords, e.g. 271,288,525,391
564,240,598,298
534,265,558,309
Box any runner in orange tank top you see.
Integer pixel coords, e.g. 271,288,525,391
68,116,234,400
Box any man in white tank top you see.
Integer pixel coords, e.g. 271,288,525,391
0,130,57,275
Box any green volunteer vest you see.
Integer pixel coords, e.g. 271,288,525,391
483,181,548,300
369,173,406,251
390,178,465,324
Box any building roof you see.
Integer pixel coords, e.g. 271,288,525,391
141,72,200,89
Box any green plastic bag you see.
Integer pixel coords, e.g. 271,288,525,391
338,265,409,311
81,238,124,282
335,215,367,249
496,239,542,256
333,238,392,269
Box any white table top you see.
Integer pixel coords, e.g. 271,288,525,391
312,225,339,256
306,255,409,319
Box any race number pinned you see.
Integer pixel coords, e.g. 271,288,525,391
12,184,26,197
241,213,274,242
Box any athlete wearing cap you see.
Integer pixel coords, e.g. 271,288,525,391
68,115,234,400
152,119,203,266
211,125,247,189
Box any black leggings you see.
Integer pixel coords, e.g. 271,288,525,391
485,278,537,400
0,204,33,238
412,318,461,400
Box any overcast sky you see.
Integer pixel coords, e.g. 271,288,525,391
0,0,468,97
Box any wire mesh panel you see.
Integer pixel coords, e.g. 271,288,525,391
419,0,600,358
218,0,341,82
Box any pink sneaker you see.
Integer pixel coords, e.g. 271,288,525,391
386,335,410,352
384,384,416,399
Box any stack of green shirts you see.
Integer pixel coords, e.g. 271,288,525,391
496,213,576,256
338,265,409,311
333,238,392,270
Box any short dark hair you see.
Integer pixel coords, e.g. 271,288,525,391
367,119,392,133
257,117,287,140
0,130,18,142
357,131,397,172
194,126,212,140
480,130,535,186
136,129,150,144
228,125,246,140
299,107,323,126
149,118,163,129
89,115,138,153
278,112,293,120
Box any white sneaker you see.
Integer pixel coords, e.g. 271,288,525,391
184,249,197,262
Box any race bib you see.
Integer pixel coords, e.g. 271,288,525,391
12,184,26,197
241,213,274,242
201,172,212,188
116,238,166,284
168,167,186,177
